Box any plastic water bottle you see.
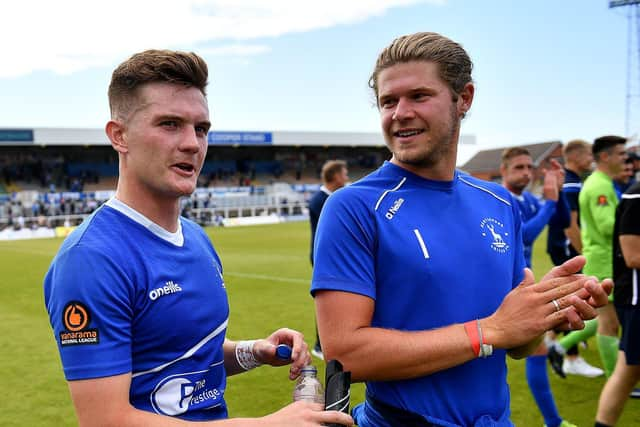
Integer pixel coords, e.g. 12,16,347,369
293,365,325,404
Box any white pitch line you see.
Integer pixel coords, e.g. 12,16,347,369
224,271,310,284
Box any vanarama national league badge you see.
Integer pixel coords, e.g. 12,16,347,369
59,301,99,346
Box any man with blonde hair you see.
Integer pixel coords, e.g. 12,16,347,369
546,139,604,378
311,31,611,427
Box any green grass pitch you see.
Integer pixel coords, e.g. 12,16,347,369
0,221,637,426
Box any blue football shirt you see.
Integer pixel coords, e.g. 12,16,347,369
311,162,525,426
44,199,230,420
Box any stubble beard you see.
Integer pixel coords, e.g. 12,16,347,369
509,180,527,194
392,104,459,169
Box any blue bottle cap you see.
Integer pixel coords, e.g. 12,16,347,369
276,344,292,360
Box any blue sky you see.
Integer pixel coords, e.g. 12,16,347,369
1,0,637,156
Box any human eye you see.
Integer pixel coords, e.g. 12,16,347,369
379,97,397,109
160,120,179,129
195,125,209,137
413,92,431,101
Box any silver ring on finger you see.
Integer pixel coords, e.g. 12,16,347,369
552,299,561,312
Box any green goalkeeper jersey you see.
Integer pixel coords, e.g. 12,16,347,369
579,170,618,280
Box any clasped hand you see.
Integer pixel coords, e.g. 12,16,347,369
485,255,612,349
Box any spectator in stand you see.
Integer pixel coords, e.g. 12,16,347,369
308,159,349,360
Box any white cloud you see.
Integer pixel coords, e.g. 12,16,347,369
0,0,443,78
197,44,271,56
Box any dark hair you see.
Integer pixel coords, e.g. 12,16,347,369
501,147,531,167
592,135,626,157
321,160,347,184
108,49,208,120
369,32,473,104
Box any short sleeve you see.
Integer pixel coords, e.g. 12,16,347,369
44,244,134,380
564,189,580,212
311,190,377,299
618,197,640,236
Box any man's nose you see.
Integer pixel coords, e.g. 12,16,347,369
392,98,415,121
180,128,201,152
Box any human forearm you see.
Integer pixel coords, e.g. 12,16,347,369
78,407,262,427
78,402,337,427
70,374,350,427
224,330,311,379
522,201,556,245
620,235,640,268
223,339,248,376
70,375,265,427
320,322,477,382
565,211,582,252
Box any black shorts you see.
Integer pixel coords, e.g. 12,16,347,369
615,305,640,365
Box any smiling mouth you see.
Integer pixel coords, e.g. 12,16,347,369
173,163,195,173
394,129,424,138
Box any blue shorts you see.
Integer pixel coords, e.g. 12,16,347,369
615,305,640,365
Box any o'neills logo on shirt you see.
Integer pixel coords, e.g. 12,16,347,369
149,281,183,301
385,198,405,220
59,301,99,346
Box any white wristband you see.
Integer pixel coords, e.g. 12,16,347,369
235,340,262,371
476,320,493,358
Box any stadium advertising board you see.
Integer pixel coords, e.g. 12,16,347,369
208,131,272,145
0,129,34,143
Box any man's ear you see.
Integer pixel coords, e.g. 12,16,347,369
458,82,474,117
106,120,128,154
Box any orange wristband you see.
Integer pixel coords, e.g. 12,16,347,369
464,320,480,357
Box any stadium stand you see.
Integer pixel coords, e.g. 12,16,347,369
0,128,477,234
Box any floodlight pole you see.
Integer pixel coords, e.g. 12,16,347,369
609,0,640,136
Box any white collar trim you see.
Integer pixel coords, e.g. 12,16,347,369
509,191,525,202
105,197,184,247
320,185,333,196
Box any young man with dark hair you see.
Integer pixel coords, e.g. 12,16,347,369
44,49,352,427
311,32,611,427
579,136,628,378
